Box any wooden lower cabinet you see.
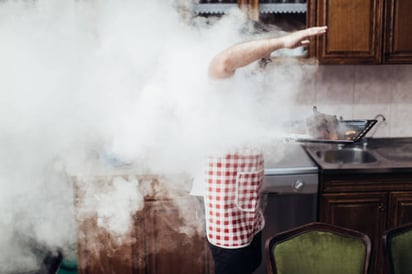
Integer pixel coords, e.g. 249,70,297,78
319,174,412,274
75,176,213,274
143,199,212,274
320,192,387,274
76,217,138,274
388,192,412,227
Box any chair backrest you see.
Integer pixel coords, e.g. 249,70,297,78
383,222,412,274
265,222,372,274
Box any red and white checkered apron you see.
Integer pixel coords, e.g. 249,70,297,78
204,152,265,248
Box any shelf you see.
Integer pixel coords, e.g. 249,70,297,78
260,3,306,14
193,3,306,15
193,3,237,14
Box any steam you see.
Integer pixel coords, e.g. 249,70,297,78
78,176,143,236
0,0,314,272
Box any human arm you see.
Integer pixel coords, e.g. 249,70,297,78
208,26,327,79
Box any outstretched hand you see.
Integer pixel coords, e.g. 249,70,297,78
282,26,327,49
208,25,328,79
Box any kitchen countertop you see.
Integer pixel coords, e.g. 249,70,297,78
263,143,318,175
303,137,412,174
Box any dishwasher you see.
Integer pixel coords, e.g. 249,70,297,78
254,143,319,274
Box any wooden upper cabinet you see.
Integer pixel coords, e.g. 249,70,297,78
384,0,412,63
198,0,412,64
312,0,383,64
309,0,412,64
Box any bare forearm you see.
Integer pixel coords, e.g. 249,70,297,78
208,37,285,79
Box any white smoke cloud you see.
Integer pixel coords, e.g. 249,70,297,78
0,0,314,272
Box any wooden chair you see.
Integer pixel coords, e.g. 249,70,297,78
265,222,372,274
383,222,412,274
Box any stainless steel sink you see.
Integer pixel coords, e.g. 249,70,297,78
375,145,412,162
303,138,412,169
315,148,377,164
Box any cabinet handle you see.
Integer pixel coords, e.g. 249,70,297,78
379,202,385,212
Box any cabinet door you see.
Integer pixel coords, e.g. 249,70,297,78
143,198,213,274
388,191,412,227
319,192,387,274
384,0,412,63
313,0,383,64
77,216,137,274
74,178,141,274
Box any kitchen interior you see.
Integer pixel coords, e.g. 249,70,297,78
5,0,412,273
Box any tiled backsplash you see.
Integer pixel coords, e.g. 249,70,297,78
294,65,412,138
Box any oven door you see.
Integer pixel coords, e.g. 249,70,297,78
254,172,319,274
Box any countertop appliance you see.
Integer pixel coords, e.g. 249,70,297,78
255,143,319,274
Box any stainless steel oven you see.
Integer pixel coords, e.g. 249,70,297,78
254,144,319,274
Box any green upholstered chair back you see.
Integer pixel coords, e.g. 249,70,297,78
383,222,412,274
265,222,372,274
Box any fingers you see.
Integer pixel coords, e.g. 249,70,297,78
299,26,326,46
283,26,326,49
308,26,327,35
293,26,326,41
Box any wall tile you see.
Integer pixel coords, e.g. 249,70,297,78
314,65,355,104
390,104,412,137
293,65,318,105
391,65,412,104
354,66,396,104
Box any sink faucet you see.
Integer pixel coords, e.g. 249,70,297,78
362,138,368,149
374,114,387,122
367,113,388,139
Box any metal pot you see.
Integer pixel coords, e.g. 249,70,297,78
303,106,377,143
305,106,339,140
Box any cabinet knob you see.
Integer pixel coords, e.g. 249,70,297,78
379,202,385,211
292,180,304,192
